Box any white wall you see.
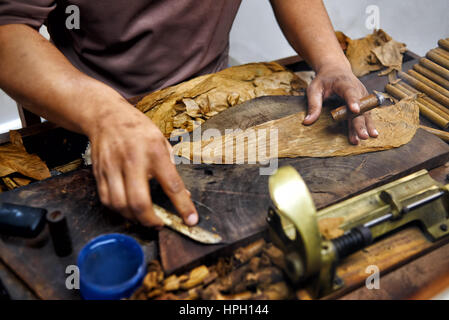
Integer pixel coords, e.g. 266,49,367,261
229,0,449,63
1,1,448,133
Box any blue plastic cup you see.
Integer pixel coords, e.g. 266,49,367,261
77,233,146,300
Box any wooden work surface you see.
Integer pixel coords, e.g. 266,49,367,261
2,51,449,300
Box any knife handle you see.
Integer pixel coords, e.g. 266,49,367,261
0,203,47,238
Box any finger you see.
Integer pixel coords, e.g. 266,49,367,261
352,115,369,140
304,81,324,125
105,168,134,221
364,113,378,138
91,146,110,205
333,82,361,114
153,154,198,226
348,118,360,145
124,163,164,228
165,139,175,165
92,159,110,205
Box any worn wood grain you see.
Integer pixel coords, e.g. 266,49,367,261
0,169,158,300
157,53,449,274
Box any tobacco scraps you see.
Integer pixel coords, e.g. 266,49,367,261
136,62,307,137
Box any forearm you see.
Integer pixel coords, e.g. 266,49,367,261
270,0,350,72
0,24,134,138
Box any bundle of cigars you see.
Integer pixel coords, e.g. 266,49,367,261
386,38,449,142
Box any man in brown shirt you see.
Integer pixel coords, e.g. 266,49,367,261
0,0,377,228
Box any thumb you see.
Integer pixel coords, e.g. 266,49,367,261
303,81,324,125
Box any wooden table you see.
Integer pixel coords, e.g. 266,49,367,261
1,51,449,300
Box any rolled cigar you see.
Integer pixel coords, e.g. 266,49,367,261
413,64,449,90
419,125,449,143
398,71,449,107
419,58,449,81
439,39,449,52
401,81,449,119
407,69,449,98
434,48,449,60
330,92,385,122
426,50,449,70
385,84,449,129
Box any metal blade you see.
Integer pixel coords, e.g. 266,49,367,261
154,204,222,244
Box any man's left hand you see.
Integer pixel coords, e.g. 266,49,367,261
303,64,379,145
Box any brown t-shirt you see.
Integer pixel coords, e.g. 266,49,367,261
0,0,242,98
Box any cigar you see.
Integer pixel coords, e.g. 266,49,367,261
419,58,449,81
420,125,449,143
433,48,449,60
330,92,385,122
400,81,449,120
397,82,449,121
427,50,449,70
406,69,449,98
385,84,449,129
413,64,449,91
438,39,449,52
398,71,449,107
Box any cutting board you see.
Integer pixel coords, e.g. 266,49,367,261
159,94,449,273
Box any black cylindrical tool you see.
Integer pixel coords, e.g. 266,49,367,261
0,203,47,238
46,211,72,257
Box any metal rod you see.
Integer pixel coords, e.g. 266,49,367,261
402,191,445,214
363,213,393,228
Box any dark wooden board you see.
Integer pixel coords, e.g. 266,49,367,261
159,96,449,273
0,169,158,300
2,51,449,299
159,51,449,273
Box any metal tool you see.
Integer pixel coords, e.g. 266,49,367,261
330,92,385,122
267,166,449,298
154,204,222,244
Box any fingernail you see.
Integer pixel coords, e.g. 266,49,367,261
186,213,198,226
363,129,368,136
352,103,360,113
304,115,311,121
373,129,379,136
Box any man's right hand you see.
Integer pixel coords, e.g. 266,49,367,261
89,104,198,228
0,24,197,228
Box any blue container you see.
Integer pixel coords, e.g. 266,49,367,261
77,234,146,300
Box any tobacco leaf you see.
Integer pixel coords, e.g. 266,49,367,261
342,29,406,77
0,131,51,181
174,99,419,164
136,62,306,137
